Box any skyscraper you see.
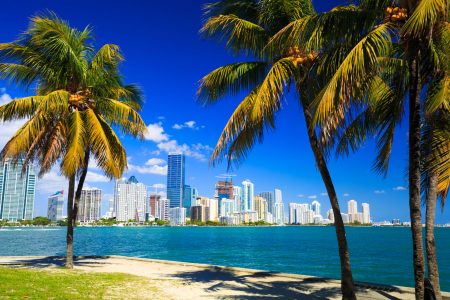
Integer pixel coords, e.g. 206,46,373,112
220,198,234,217
149,194,161,218
254,196,268,221
259,192,274,214
0,159,36,221
273,188,284,224
78,188,102,223
183,185,192,217
167,154,185,208
215,180,234,215
327,209,335,223
169,207,186,225
233,186,242,213
158,198,170,221
311,200,321,216
47,191,64,221
115,176,147,222
362,203,371,224
348,199,358,214
242,180,254,211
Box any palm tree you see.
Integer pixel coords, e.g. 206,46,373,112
270,0,448,297
198,1,356,298
0,14,146,268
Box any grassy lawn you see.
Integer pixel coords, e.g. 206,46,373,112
0,266,161,299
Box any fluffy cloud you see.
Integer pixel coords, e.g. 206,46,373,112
0,91,12,105
150,183,166,189
144,123,169,142
320,192,328,196
172,120,200,130
374,190,385,194
308,195,317,199
128,157,168,175
157,140,209,161
343,193,350,197
393,186,406,191
145,158,166,166
36,171,68,195
297,194,304,198
86,171,110,183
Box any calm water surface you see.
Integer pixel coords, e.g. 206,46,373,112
0,226,448,291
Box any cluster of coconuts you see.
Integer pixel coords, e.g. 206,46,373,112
286,46,317,67
69,90,94,110
385,6,408,22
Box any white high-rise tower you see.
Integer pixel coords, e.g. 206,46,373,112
242,180,254,211
273,188,284,224
362,203,371,224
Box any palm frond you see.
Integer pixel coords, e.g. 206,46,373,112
197,61,267,104
401,0,447,38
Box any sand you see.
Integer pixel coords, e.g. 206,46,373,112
0,255,446,299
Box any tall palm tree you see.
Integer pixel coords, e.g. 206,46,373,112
198,1,356,298
0,14,146,268
271,0,448,297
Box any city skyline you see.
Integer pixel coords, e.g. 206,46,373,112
0,0,448,223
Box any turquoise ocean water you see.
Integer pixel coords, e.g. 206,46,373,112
0,226,448,291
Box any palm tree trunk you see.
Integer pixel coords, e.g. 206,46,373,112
73,150,90,222
301,101,356,300
408,49,425,299
425,172,441,300
65,174,76,268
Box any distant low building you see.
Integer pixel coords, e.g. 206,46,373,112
47,191,64,221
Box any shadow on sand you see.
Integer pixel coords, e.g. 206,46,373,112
0,255,110,269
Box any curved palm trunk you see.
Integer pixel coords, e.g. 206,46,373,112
408,50,425,299
65,174,76,268
73,150,90,222
425,172,441,300
301,101,356,300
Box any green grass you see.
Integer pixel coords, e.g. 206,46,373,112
0,266,159,299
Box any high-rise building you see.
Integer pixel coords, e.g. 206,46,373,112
362,203,371,224
149,194,161,218
167,153,185,208
348,199,358,214
273,188,284,224
78,188,102,222
183,185,192,217
219,198,234,217
341,213,349,224
254,196,268,221
115,176,147,222
259,192,274,214
0,159,36,221
169,207,186,225
207,198,219,221
191,205,207,222
47,191,64,221
158,198,170,221
242,180,254,211
327,209,334,223
104,196,115,219
215,180,234,216
288,203,311,224
311,200,321,216
233,186,242,213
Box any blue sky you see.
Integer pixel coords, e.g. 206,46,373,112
0,0,448,223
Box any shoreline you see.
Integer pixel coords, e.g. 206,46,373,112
1,255,449,299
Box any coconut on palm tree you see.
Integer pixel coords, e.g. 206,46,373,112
0,13,146,268
198,1,356,298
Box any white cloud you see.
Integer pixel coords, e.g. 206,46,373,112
0,92,12,105
308,195,317,199
297,194,304,198
343,193,350,197
320,192,328,196
374,190,385,194
128,158,168,176
144,123,169,142
37,171,68,195
157,140,208,161
145,158,166,166
172,120,201,130
393,186,406,191
86,171,110,183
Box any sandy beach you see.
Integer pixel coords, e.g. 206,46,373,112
2,255,446,299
